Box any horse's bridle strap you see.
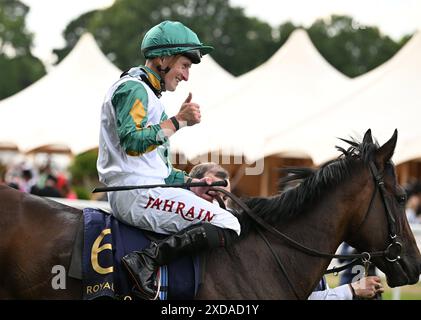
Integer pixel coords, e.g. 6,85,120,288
368,161,402,262
209,159,402,298
210,187,386,260
368,161,397,237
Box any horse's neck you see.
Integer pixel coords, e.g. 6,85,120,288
198,232,298,299
276,178,371,298
198,177,371,299
197,202,349,300
281,200,350,298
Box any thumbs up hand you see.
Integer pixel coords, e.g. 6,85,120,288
175,92,201,127
184,92,192,104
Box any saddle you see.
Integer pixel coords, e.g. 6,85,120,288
68,208,202,300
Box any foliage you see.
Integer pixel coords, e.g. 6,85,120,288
308,15,406,78
73,185,91,200
51,4,414,178
0,0,413,99
275,21,299,48
52,1,410,78
53,10,97,63
53,0,279,76
68,149,99,189
0,0,46,100
0,162,6,181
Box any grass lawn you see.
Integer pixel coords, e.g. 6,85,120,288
325,274,421,300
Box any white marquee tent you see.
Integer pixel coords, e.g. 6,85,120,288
263,31,421,165
160,54,235,117
170,29,354,160
0,33,122,154
0,34,234,156
2,30,420,167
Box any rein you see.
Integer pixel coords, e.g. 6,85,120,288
209,160,402,299
210,186,385,260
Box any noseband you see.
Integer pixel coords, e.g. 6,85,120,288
211,160,403,298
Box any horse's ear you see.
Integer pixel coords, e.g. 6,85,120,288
375,129,398,167
363,129,373,144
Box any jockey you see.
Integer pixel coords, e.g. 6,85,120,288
97,20,241,300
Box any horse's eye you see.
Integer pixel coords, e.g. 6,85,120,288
396,194,407,206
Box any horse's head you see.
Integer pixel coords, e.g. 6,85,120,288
346,129,421,287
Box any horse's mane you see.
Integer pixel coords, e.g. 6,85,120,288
240,136,380,236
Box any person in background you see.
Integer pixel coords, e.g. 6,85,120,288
20,168,36,193
56,174,78,199
309,242,383,300
34,161,53,191
190,162,385,300
405,182,421,224
189,162,231,207
61,182,78,199
33,174,63,198
309,273,384,300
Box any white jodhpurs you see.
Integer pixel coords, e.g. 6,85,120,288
109,187,241,236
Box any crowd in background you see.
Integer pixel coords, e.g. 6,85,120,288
0,160,77,199
404,180,421,225
1,158,421,224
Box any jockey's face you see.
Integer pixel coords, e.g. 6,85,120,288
163,55,192,91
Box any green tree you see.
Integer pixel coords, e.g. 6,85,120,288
0,0,46,100
307,15,407,77
182,1,279,75
52,10,97,63
274,21,299,48
54,5,411,79
68,149,99,199
52,0,278,76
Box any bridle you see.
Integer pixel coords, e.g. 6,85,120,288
210,160,403,299
367,161,403,263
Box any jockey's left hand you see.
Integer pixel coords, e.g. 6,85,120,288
190,177,214,202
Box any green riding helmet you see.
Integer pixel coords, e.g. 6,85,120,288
141,20,214,64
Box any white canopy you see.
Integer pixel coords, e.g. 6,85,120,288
3,29,420,167
0,37,234,156
0,33,122,154
170,29,353,160
160,54,235,117
263,31,421,165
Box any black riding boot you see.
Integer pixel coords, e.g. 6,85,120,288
121,223,237,300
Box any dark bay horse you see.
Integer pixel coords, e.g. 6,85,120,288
0,129,420,299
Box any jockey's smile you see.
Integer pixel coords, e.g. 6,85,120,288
162,55,192,91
